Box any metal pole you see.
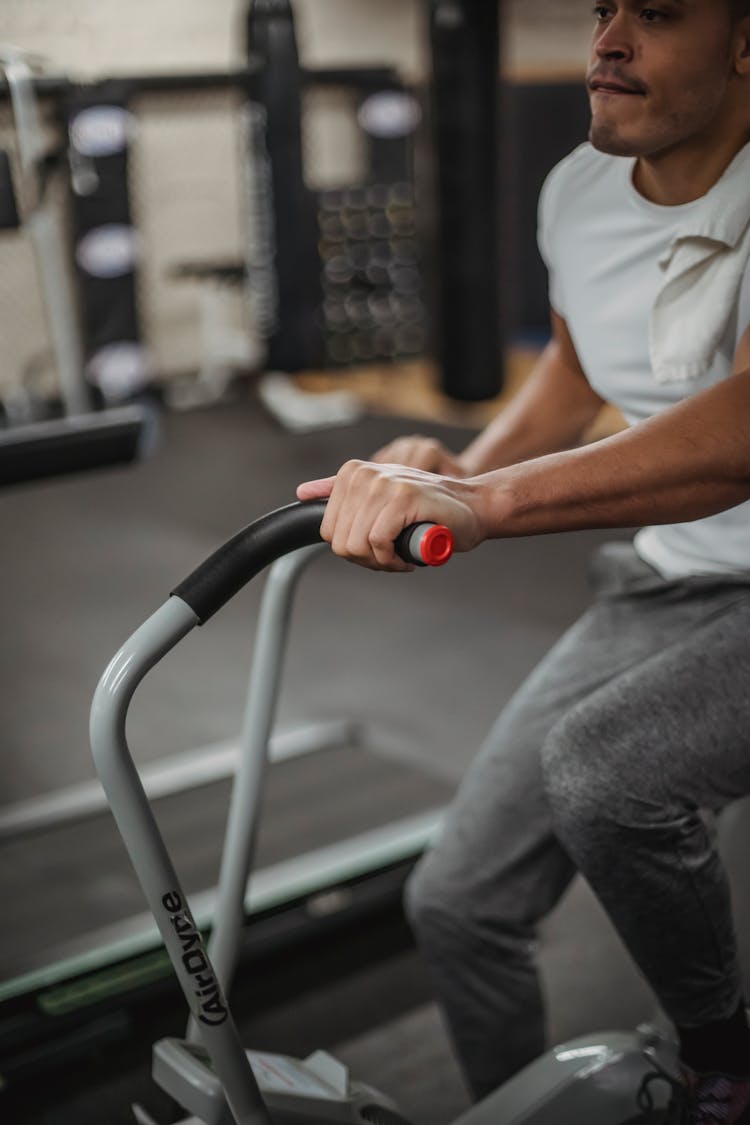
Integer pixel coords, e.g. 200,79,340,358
90,599,272,1125
184,545,323,1045
1,49,90,416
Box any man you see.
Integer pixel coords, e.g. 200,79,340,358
298,2,750,1120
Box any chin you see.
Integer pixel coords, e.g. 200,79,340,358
589,121,642,157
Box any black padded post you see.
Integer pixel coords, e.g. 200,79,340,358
246,0,324,372
0,149,20,230
429,0,502,401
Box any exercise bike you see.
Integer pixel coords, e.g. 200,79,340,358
90,499,677,1124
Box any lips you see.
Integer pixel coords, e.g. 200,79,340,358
589,80,645,96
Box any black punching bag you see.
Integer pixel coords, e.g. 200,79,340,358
429,0,502,401
246,0,324,372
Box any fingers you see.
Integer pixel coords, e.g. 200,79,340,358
296,476,336,501
348,494,414,572
372,436,453,473
322,460,415,572
297,458,482,574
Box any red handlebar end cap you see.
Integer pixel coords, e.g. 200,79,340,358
421,525,454,567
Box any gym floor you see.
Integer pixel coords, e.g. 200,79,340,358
4,381,750,1124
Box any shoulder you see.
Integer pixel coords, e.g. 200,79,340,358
540,143,621,221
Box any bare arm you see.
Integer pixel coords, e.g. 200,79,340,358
457,311,607,474
473,360,750,539
297,326,750,572
372,311,606,475
300,365,750,569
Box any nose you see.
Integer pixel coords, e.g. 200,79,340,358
594,14,635,63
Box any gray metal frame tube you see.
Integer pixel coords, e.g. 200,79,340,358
2,50,90,417
204,545,324,1003
90,596,271,1125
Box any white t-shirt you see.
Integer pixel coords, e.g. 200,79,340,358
538,142,750,579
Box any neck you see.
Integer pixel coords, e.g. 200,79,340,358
633,122,750,206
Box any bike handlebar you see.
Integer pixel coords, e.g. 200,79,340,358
171,500,454,625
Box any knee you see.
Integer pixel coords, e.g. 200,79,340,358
540,706,626,828
403,852,475,953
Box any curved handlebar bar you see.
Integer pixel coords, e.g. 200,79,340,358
90,500,453,1123
171,500,454,625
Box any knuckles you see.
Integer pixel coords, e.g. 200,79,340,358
325,455,439,572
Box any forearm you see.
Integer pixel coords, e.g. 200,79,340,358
473,370,750,538
458,339,605,476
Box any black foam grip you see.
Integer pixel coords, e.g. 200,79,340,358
172,501,327,624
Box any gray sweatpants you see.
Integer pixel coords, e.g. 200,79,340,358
405,541,750,1101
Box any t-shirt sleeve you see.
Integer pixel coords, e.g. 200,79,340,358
537,163,566,318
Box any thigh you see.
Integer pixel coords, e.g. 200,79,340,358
418,563,685,921
553,588,750,814
419,544,750,920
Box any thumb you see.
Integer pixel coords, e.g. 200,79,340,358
296,476,336,501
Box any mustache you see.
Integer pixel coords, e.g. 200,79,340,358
587,68,648,94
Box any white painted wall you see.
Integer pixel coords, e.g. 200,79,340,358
0,0,425,79
0,2,594,401
1,0,593,85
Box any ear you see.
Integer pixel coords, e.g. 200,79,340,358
734,19,750,77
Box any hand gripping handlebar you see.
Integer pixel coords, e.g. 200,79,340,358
172,499,454,625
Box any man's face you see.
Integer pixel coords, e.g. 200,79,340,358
587,1,739,157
